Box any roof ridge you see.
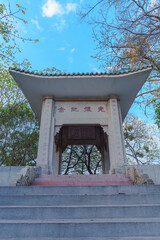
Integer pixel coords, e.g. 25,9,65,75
9,65,152,76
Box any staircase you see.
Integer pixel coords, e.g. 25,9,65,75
31,174,133,186
1,184,160,239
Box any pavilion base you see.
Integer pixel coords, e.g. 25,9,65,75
31,174,133,186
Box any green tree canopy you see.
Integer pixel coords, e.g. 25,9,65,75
0,103,39,166
154,101,160,128
0,3,38,67
124,114,160,165
80,0,160,105
0,66,61,166
61,145,102,175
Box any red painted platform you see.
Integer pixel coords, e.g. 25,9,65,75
31,174,133,186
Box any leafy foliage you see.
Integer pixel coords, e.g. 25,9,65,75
0,67,25,112
80,0,160,105
124,114,160,165
154,101,160,128
0,66,61,166
0,103,39,166
0,3,38,67
61,145,102,175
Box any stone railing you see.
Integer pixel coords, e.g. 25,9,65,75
10,166,41,186
126,166,154,185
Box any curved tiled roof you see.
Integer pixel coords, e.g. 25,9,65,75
9,65,152,121
9,65,152,77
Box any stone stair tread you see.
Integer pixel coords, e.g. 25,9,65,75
1,185,160,195
2,237,160,240
1,185,160,238
1,192,160,197
1,217,160,223
35,174,131,180
1,192,156,196
1,203,160,207
32,181,132,186
1,195,160,206
31,174,133,186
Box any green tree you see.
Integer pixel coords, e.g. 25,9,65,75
80,0,160,105
124,114,160,165
0,103,39,166
0,66,61,166
0,3,63,167
154,101,160,128
0,67,26,115
0,67,39,166
61,145,102,175
0,2,39,166
0,3,38,67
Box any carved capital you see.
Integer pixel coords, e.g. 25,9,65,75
43,96,54,101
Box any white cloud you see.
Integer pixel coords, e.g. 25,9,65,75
59,47,65,51
92,67,100,73
42,0,77,17
70,48,75,53
42,0,65,17
66,3,77,13
31,19,42,31
52,19,66,32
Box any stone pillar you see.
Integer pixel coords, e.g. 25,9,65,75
53,145,61,175
118,101,127,166
101,146,110,174
107,97,127,174
37,96,55,174
100,133,110,174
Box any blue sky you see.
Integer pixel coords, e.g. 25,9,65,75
4,0,100,73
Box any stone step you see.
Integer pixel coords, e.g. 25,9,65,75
1,185,160,239
1,205,160,219
0,218,160,238
31,174,133,186
1,185,160,196
2,238,160,240
0,193,160,206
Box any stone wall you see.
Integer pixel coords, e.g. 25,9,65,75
133,165,160,184
126,166,153,185
10,166,41,186
0,166,24,186
126,165,160,185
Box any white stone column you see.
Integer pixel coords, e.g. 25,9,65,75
53,145,61,175
37,96,55,174
118,102,127,166
107,97,126,174
102,146,110,174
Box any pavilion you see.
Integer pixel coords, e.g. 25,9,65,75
10,66,152,175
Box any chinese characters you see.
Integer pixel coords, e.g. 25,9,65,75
57,106,106,113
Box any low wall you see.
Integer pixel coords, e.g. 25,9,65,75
0,166,24,186
128,165,160,185
10,166,41,186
